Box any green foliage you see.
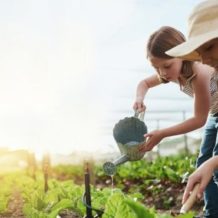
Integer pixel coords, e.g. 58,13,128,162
0,153,199,218
102,192,156,218
175,212,195,218
115,154,196,182
20,178,85,218
102,192,195,218
0,198,8,213
124,198,156,218
0,175,15,213
94,153,198,212
52,164,83,181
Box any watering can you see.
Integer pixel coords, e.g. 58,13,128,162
103,111,148,175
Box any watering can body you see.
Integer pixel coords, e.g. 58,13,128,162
103,112,147,175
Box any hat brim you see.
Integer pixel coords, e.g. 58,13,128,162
166,30,218,61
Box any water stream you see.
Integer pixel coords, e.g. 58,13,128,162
110,175,114,193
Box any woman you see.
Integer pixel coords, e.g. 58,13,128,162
166,1,218,217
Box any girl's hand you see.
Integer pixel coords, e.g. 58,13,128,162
139,130,164,152
133,97,146,113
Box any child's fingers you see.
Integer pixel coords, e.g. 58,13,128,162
139,139,153,152
144,133,152,138
136,104,145,112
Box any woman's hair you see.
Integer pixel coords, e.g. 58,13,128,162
147,26,194,83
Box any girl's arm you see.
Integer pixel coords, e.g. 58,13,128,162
133,74,161,112
140,63,211,152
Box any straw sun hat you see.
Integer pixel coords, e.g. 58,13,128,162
166,0,218,60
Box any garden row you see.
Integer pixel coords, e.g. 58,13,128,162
0,153,202,217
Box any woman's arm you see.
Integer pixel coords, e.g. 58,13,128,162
183,156,218,204
133,74,161,112
140,63,211,152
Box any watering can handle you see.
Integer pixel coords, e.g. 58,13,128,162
134,110,145,121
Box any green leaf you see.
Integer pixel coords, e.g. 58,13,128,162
48,199,74,218
123,199,156,218
103,193,156,218
176,212,195,218
102,192,125,218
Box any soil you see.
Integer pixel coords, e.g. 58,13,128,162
59,209,82,218
0,189,25,218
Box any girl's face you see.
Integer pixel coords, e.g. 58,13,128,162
148,56,183,81
197,38,218,70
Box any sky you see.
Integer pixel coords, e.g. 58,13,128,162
0,0,202,158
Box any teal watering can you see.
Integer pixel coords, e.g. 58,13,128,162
103,112,147,175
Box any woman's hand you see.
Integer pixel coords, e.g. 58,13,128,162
182,158,217,204
139,129,165,152
133,97,146,113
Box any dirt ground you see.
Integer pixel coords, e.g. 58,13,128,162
0,190,25,218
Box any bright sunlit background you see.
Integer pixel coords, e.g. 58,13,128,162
0,0,202,158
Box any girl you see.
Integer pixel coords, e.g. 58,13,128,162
133,26,218,218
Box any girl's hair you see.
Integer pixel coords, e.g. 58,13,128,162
147,26,194,83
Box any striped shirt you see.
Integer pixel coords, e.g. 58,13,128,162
176,71,218,115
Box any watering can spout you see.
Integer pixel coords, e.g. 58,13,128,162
113,154,129,165
103,155,129,175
